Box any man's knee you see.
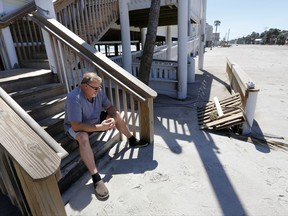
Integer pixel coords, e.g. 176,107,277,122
76,132,90,144
115,111,124,122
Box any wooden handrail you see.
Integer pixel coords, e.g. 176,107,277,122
0,2,36,29
226,58,259,103
0,89,66,215
0,87,68,159
30,11,156,143
0,0,72,29
31,12,157,100
226,58,260,134
0,98,61,178
3,5,156,142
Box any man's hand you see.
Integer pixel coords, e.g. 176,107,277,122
101,118,115,131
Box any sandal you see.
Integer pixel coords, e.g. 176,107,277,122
94,180,109,201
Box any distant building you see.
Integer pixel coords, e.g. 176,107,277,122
254,38,263,44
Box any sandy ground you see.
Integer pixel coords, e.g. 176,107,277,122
203,45,288,140
60,45,288,216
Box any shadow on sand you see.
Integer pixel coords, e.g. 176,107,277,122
66,141,158,210
151,68,269,215
66,68,285,214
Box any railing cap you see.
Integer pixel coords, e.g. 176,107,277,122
0,88,61,180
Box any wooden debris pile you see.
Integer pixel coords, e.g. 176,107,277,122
197,93,246,130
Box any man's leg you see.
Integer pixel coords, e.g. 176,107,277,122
76,132,109,200
76,132,98,174
113,111,133,138
113,111,149,148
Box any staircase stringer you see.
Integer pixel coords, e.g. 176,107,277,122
54,0,120,46
90,16,119,46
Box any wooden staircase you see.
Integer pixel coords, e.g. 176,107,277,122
0,0,128,195
0,67,118,194
54,0,119,47
0,0,156,198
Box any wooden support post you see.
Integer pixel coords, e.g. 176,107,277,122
139,98,154,144
14,162,66,216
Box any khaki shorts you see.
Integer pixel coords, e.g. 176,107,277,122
66,111,108,140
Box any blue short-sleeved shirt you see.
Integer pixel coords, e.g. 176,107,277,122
64,87,111,132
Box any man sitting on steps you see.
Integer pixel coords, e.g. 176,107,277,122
64,72,148,200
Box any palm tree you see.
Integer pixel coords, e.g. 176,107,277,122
214,20,221,33
137,0,161,85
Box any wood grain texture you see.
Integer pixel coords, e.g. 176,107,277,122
14,162,66,216
0,98,60,180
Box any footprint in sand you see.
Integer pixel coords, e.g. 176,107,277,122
266,167,287,187
149,172,169,183
190,181,203,189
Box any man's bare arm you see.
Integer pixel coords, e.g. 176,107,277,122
71,121,102,132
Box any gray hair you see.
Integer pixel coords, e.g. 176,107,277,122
81,72,102,84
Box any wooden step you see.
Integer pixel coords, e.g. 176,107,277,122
20,59,50,69
10,83,66,106
32,51,47,60
39,112,65,137
56,133,79,153
0,68,55,93
58,130,121,193
1,67,120,196
23,94,67,122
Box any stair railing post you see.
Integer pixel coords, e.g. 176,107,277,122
139,97,154,144
34,0,58,74
0,1,19,69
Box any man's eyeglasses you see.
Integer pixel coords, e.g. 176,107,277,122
86,83,101,91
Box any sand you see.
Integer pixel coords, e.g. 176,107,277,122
64,45,288,216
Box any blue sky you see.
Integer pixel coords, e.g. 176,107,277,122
206,0,288,40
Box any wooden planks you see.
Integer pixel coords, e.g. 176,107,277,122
0,98,66,215
0,98,61,179
213,96,224,117
197,93,246,130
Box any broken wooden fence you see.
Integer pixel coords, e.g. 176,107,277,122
197,93,245,130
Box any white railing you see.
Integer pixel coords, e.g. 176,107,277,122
109,37,199,97
146,38,199,60
132,59,177,81
111,38,199,65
